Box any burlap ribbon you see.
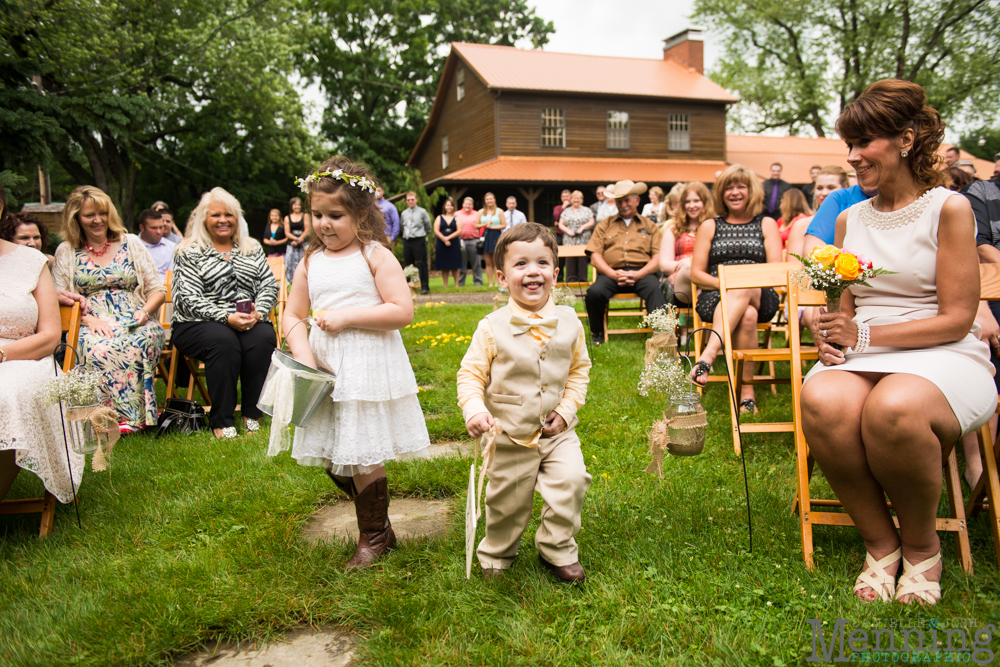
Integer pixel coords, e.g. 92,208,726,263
644,330,677,365
65,404,120,471
645,408,708,477
466,422,503,578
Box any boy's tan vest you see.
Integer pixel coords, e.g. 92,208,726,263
483,305,581,441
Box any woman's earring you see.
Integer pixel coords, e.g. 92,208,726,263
901,150,908,157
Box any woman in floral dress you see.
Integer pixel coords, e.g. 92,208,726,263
556,190,595,282
53,186,166,433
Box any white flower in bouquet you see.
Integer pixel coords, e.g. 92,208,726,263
643,304,680,334
550,286,577,307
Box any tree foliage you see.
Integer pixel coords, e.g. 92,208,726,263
959,127,1000,162
693,0,1000,137
303,0,553,193
0,0,318,227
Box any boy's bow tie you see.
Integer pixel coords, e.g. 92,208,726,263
509,313,558,335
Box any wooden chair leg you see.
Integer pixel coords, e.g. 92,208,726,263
944,447,973,574
38,491,56,538
969,423,1000,570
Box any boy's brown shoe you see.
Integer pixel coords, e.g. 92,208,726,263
539,554,586,583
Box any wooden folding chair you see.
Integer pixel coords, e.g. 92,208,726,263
718,262,800,455
556,245,589,320
788,281,974,573
0,303,82,538
154,270,176,405
266,257,287,344
969,263,1000,569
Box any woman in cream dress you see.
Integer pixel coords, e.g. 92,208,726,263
802,80,996,606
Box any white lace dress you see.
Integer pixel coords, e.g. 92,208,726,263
0,246,85,503
277,244,430,475
805,188,997,435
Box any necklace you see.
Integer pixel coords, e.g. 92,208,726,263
860,190,935,230
85,240,111,256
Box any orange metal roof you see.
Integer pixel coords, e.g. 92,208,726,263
452,42,738,103
424,155,730,186
726,135,996,183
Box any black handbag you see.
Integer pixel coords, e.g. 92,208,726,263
475,236,485,254
155,398,207,437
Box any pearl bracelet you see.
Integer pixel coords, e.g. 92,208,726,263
849,322,871,354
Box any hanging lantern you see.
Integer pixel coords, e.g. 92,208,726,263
663,390,706,457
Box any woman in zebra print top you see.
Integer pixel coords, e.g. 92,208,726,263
171,188,279,439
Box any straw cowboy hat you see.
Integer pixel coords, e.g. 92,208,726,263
605,180,648,199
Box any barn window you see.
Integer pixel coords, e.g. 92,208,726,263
669,114,691,151
541,108,565,148
607,111,630,149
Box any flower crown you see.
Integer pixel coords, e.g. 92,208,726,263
295,169,377,194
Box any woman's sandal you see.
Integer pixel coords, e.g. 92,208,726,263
895,552,942,605
739,399,758,415
853,548,901,602
691,360,711,387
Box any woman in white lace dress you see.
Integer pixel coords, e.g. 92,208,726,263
0,229,85,505
802,80,996,606
275,156,429,569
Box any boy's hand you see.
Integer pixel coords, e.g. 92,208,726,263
542,411,567,437
466,412,494,439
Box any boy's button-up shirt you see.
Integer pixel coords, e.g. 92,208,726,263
457,297,590,447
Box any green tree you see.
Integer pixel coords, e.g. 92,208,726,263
694,0,1000,137
0,0,317,227
303,0,553,193
959,127,1000,163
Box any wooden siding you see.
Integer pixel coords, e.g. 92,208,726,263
496,93,727,161
414,64,496,183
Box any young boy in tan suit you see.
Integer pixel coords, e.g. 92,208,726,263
457,223,592,582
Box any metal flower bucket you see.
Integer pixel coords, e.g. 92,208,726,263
257,318,337,428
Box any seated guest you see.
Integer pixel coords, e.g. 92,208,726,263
776,188,813,249
583,179,665,345
53,186,166,434
1,211,54,269
151,201,182,244
688,165,782,414
171,188,279,440
802,79,996,606
659,181,715,305
640,186,666,223
137,208,176,278
0,226,86,506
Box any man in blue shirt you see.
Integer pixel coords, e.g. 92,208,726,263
375,185,400,242
803,184,874,250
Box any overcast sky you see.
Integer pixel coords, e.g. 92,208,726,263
524,0,719,66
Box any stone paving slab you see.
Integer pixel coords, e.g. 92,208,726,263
175,627,355,667
303,498,452,544
425,441,475,459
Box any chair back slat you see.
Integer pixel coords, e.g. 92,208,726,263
59,302,81,372
981,264,1000,301
718,262,798,290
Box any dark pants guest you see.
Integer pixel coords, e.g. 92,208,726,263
403,236,429,293
564,257,590,284
172,320,277,429
585,271,666,340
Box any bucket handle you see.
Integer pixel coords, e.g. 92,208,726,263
280,316,345,378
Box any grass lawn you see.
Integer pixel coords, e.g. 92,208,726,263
1,302,998,666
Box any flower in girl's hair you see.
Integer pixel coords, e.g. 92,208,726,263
809,244,840,268
833,253,861,281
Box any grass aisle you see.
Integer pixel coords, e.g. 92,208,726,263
0,303,997,666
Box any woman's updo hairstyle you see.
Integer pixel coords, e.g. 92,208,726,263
835,79,946,190
302,156,389,265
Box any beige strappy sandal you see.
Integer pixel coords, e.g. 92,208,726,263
853,548,901,602
895,552,942,605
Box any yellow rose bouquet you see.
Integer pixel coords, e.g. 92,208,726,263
790,245,895,315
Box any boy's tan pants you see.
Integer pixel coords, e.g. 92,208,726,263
476,422,591,569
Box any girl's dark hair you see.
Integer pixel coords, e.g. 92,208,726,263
835,79,946,190
302,156,389,267
0,183,6,222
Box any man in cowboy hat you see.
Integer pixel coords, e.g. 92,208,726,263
583,179,666,345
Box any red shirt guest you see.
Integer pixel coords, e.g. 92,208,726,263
456,197,483,287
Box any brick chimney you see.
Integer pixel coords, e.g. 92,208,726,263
663,28,704,74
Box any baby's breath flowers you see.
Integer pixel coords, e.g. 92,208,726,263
550,286,578,307
638,353,691,397
42,367,102,406
644,304,680,333
402,265,420,283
